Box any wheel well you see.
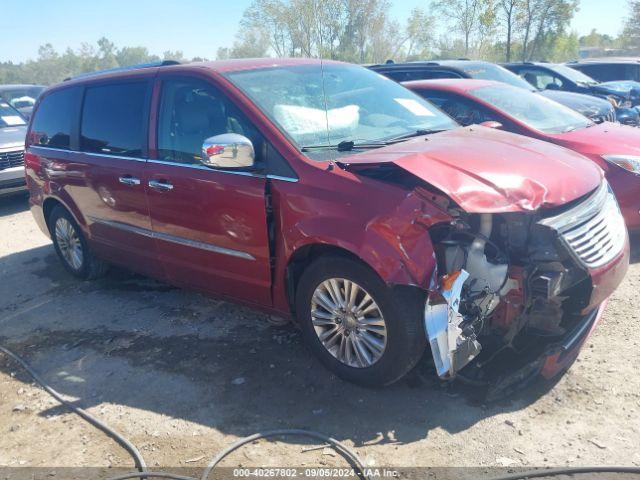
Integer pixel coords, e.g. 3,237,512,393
285,244,373,317
42,198,65,233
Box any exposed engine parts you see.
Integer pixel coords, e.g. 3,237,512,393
425,195,607,379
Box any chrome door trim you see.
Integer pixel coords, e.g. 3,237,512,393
28,145,73,154
29,146,299,182
29,145,148,163
87,216,256,260
148,179,174,191
119,176,141,185
266,174,299,183
147,159,265,178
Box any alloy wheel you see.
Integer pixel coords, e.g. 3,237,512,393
55,217,83,271
310,278,387,368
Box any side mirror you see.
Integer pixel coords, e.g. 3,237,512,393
201,134,255,169
480,121,503,129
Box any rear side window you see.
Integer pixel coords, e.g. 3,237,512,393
81,82,148,158
30,87,81,149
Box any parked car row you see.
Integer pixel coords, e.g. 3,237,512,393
370,60,639,125
20,58,633,393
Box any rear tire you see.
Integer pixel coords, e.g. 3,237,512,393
295,255,426,387
49,206,108,280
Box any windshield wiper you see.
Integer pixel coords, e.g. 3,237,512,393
385,128,447,142
301,140,388,152
301,129,448,152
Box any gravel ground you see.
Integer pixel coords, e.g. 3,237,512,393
1,193,639,479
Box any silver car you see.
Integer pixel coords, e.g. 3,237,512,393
0,102,27,196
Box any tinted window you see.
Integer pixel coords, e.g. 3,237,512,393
157,77,263,166
81,82,148,158
578,64,634,82
30,87,80,149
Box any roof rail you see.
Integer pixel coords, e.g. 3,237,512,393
63,60,180,82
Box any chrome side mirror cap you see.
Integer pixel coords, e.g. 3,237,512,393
201,134,255,169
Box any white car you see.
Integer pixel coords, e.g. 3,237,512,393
0,102,27,196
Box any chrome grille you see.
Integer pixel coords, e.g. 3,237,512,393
0,149,25,171
540,182,627,268
593,110,616,124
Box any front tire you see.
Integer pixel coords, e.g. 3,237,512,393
49,206,108,280
295,255,426,386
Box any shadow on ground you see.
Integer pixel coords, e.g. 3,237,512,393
0,241,573,449
0,192,29,217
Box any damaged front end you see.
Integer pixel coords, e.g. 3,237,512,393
424,181,628,383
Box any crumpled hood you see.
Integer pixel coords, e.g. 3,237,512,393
342,126,603,213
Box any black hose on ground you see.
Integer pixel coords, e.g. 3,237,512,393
3,345,640,480
0,345,368,480
0,345,147,473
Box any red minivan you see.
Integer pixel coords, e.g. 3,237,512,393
25,59,629,388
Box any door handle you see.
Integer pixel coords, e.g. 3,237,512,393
148,179,174,191
119,175,141,186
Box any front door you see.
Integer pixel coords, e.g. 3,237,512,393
146,75,272,305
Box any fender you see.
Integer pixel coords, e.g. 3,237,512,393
271,185,452,314
25,148,89,236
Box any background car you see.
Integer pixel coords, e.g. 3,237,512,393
0,101,27,195
568,58,640,82
503,62,640,125
370,60,619,124
404,78,640,231
0,84,46,120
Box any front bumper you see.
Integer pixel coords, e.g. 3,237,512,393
485,302,606,400
0,165,26,195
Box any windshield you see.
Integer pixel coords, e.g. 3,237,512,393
460,63,536,91
225,63,457,154
548,64,598,85
0,103,26,127
471,85,592,133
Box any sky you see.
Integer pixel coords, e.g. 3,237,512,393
1,0,629,63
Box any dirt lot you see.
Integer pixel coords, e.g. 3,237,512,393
1,193,640,477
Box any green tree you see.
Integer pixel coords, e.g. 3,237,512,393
433,0,485,57
498,0,520,61
623,0,640,47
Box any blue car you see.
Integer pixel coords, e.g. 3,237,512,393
503,62,640,126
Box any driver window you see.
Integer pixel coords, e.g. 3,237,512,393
157,77,263,166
